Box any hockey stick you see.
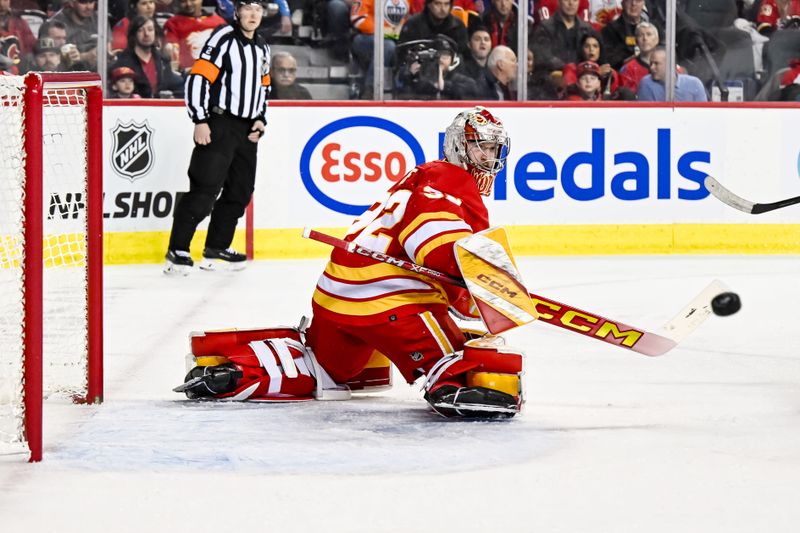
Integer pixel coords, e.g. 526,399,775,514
705,176,800,214
303,228,723,356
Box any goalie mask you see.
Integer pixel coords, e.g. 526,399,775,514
443,106,510,196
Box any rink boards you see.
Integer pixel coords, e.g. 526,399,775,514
100,101,800,263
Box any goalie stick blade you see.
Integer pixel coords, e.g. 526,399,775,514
705,176,800,215
657,279,730,343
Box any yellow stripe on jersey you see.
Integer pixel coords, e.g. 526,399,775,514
312,289,447,316
325,261,425,283
414,230,472,264
420,311,455,355
398,212,464,246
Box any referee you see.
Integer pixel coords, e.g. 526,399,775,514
165,0,271,275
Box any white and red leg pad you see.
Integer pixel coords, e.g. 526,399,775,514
423,335,524,418
345,350,393,393
184,327,352,401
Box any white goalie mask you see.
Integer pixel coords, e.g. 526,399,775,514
443,106,510,196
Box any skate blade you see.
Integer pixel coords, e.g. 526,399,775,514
163,261,192,276
199,259,247,272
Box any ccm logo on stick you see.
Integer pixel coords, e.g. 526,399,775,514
300,116,426,216
532,297,644,347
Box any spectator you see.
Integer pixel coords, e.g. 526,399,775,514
563,60,604,99
351,0,409,98
530,0,594,74
409,0,483,16
643,0,724,78
111,15,184,98
401,33,479,99
600,0,647,70
589,0,621,28
399,0,469,58
456,23,491,78
475,43,516,99
109,65,142,98
561,31,627,96
637,46,708,101
618,21,658,93
269,51,312,99
111,0,157,53
479,0,522,52
163,0,225,75
25,37,62,72
47,0,106,70
778,57,800,100
527,47,560,99
39,20,69,48
533,0,590,27
756,0,800,35
324,0,351,60
1,0,36,57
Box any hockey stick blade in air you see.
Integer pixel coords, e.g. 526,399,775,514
303,228,722,357
705,176,800,214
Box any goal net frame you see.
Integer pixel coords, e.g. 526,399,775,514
3,72,104,463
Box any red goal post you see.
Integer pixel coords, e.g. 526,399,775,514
0,72,103,463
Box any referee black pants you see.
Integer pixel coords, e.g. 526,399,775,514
169,112,257,253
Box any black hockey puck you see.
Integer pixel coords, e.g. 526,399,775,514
711,292,741,316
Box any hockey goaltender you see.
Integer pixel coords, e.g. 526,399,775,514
175,107,526,419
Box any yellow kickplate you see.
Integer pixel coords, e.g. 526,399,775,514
195,355,229,367
466,371,519,397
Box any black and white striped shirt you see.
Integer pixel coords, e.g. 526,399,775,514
185,24,271,124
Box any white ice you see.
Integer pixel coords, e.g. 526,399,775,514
1,255,799,533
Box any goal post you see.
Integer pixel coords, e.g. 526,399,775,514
0,72,103,463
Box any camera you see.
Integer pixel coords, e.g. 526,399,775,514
396,36,457,90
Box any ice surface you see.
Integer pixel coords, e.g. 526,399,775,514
1,256,799,533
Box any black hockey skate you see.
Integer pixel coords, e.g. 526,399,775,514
424,385,520,419
164,249,194,276
173,364,242,399
199,247,247,271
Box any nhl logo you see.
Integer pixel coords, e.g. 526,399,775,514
111,120,154,181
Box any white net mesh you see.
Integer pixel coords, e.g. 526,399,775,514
0,78,91,448
0,77,27,445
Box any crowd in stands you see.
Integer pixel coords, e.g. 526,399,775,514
1,0,798,100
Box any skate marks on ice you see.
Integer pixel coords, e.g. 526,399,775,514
48,397,559,474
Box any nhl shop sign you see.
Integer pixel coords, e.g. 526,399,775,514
111,120,154,181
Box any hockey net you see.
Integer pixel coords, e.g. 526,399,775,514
0,73,103,462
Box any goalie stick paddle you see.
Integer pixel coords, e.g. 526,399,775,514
454,228,539,333
303,228,722,356
705,176,800,214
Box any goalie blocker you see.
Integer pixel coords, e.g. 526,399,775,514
175,325,525,418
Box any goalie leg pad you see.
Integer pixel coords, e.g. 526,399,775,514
423,335,524,418
178,332,317,401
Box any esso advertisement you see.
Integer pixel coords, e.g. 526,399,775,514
300,116,426,215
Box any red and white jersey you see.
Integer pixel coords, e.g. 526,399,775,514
312,161,489,326
589,0,622,27
163,14,226,71
534,0,591,25
757,0,800,32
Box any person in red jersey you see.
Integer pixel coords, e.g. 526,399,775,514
304,106,523,418
163,0,225,75
177,107,526,419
